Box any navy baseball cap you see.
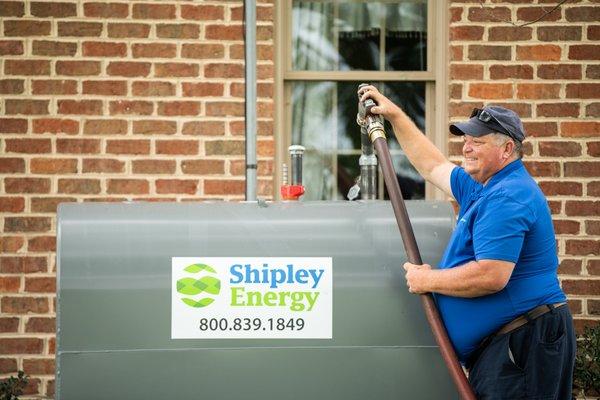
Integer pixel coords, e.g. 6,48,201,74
450,106,526,142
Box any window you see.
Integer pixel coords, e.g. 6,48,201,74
275,1,448,200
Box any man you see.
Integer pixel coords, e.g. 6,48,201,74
359,85,576,400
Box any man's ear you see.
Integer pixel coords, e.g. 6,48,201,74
503,140,515,159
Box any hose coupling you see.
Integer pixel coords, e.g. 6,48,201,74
367,120,386,142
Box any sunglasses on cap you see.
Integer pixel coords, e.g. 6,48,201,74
470,108,519,142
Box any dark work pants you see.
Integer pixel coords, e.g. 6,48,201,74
467,304,576,400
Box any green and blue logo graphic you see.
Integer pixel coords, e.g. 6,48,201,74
176,263,221,308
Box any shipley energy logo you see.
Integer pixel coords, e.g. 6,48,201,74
176,263,221,308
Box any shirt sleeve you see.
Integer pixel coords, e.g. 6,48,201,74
450,167,479,208
473,194,534,263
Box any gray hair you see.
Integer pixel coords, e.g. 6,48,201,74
492,133,523,159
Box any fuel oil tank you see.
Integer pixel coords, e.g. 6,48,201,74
56,201,458,399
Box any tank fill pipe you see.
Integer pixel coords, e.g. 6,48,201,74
358,84,476,400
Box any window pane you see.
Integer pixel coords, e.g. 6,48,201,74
292,1,427,72
290,81,425,201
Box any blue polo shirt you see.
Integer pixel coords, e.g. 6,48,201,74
436,159,566,363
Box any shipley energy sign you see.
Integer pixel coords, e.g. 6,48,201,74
171,257,333,339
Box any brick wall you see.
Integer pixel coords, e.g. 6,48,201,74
448,0,599,336
0,1,274,397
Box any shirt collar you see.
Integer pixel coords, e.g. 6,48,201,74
483,159,524,190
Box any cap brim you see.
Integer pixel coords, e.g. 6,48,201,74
449,118,496,137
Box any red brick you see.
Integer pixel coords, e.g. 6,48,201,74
4,216,51,232
4,20,50,36
181,160,224,175
106,139,150,154
181,44,225,59
181,4,224,21
30,197,76,213
58,178,100,194
82,80,126,96
32,79,77,95
561,122,600,138
568,299,582,315
83,41,127,57
516,45,561,61
31,2,76,17
517,6,561,22
523,161,560,177
489,26,531,41
107,179,149,194
108,23,150,38
0,318,19,333
0,338,44,354
587,103,600,117
132,160,175,174
0,1,24,17
589,300,600,316
27,236,55,252
569,45,600,61
588,260,600,276
182,121,225,136
539,181,582,196
132,3,175,19
4,60,50,76
450,46,463,61
562,279,600,295
0,257,46,274
537,26,581,41
466,6,510,21
586,221,600,236
450,7,463,22
5,138,51,153
0,277,20,292
516,83,560,99
158,101,200,116
449,101,484,118
0,197,24,212
107,62,151,77
132,81,175,97
538,64,582,80
588,141,600,157
56,138,101,153
0,40,23,55
489,65,533,79
0,158,25,173
558,259,581,275
468,83,512,99
566,83,600,99
450,26,484,41
0,118,27,133
487,103,532,118
132,121,176,135
204,63,244,78
5,99,48,115
0,79,24,94
450,64,483,80
57,100,102,115
182,82,224,97
230,44,273,61
82,158,125,173
84,2,128,18
206,101,245,117
83,119,127,135
204,179,244,195
31,158,77,174
231,5,273,21
58,21,102,37
23,358,54,373
24,318,55,334
155,63,198,78
0,236,24,252
565,6,600,22
553,220,580,235
205,24,242,40
564,162,600,177
257,26,272,41
539,141,582,157
565,200,600,216
25,277,55,292
32,118,78,134
155,179,198,194
537,103,580,118
205,140,244,156
467,45,511,60
155,140,198,155
230,83,273,99
56,61,101,76
32,40,76,57
132,43,176,58
157,24,199,39
109,101,153,116
230,160,273,176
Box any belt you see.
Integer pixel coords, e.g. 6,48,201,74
497,302,567,335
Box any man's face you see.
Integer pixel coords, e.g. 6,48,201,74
462,134,509,184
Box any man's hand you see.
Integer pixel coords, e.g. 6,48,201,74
403,262,432,294
358,85,405,122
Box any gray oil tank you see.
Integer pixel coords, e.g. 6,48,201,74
56,201,458,399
